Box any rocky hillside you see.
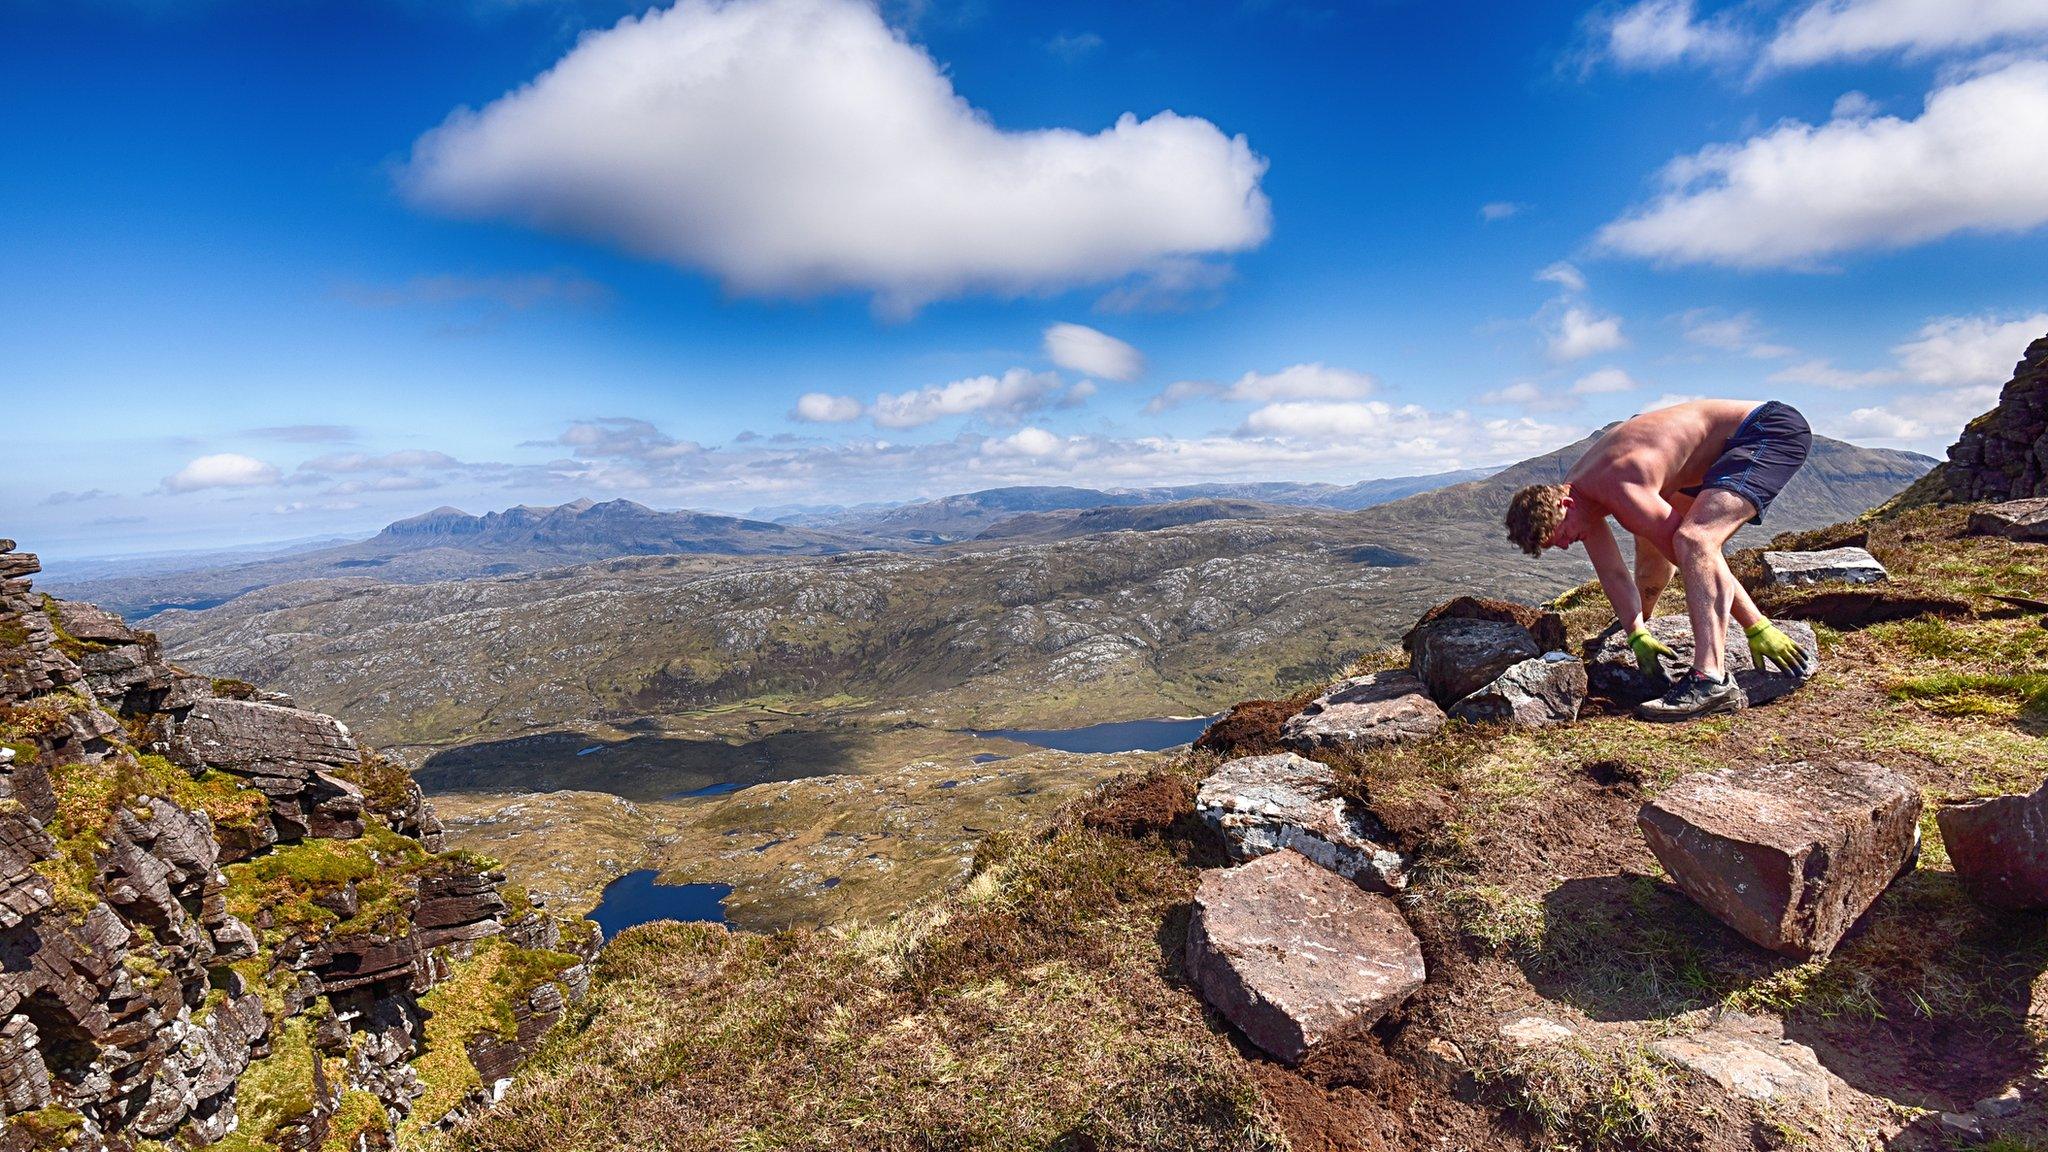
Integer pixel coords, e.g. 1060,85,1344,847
443,358,2041,1151
0,544,592,1150
147,434,1927,758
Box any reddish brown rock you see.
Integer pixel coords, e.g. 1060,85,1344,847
1410,618,1542,705
1404,596,1566,654
1639,761,1920,957
1184,849,1425,1064
1938,781,2048,910
1195,753,1407,892
1282,670,1445,753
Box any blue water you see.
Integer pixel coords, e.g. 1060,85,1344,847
970,753,1006,764
589,870,731,939
670,780,746,799
973,716,1215,754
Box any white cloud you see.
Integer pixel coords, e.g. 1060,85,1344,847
1767,0,2048,67
1535,261,1588,293
1890,312,2048,387
1834,405,1929,441
1044,30,1104,62
980,426,1069,458
162,453,282,494
1678,309,1796,358
1143,379,1225,414
872,368,1071,428
1480,201,1526,222
1646,392,1707,410
1225,363,1378,403
301,449,462,473
1768,358,1903,389
1600,0,1748,68
1092,258,1235,315
1481,381,1547,406
1550,305,1628,362
1572,367,1640,394
1043,322,1145,381
403,0,1271,316
791,392,865,423
1599,60,2048,269
1831,90,1881,119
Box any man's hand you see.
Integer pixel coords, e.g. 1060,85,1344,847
1627,626,1677,679
1746,620,1813,677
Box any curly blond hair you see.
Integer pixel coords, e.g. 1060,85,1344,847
1504,484,1569,556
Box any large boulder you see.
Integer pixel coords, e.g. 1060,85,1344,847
1585,617,1817,707
1968,497,2048,543
1403,596,1566,655
1760,547,1888,587
1195,753,1406,892
1184,849,1425,1064
1448,653,1587,727
1410,618,1540,705
1911,333,2048,503
1937,781,2048,910
1282,671,1445,753
1638,761,1920,957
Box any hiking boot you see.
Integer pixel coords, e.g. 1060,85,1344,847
1635,670,1746,722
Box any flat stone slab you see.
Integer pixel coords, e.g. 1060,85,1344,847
1184,849,1425,1064
1938,780,2048,910
1761,547,1889,587
1283,671,1445,754
1651,1012,1835,1108
1196,752,1406,892
1640,761,1920,957
1585,617,1817,707
1411,617,1541,705
1448,653,1586,727
1969,497,2048,542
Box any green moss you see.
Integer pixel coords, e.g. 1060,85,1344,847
3,1106,85,1150
320,1089,390,1152
38,597,112,661
402,938,581,1140
209,676,260,700
211,1017,324,1152
224,826,432,941
1889,671,2048,723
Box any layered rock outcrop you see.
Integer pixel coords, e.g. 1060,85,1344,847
1906,332,2048,503
0,540,592,1149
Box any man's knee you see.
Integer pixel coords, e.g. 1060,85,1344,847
1672,522,1721,561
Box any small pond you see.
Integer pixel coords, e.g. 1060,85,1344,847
589,869,732,939
972,715,1215,754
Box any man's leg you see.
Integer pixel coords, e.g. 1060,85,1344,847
1632,535,1675,618
1670,489,1757,679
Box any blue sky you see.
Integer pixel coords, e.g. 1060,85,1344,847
5,0,2047,556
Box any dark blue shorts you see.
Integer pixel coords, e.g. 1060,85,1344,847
1679,401,1810,524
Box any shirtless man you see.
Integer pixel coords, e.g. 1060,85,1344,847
1503,399,1815,721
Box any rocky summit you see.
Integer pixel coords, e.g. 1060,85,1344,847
0,542,591,1149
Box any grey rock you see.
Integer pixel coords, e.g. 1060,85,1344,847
1969,497,2048,542
1651,1012,1835,1108
1975,1087,2023,1118
1761,547,1889,587
1585,616,1817,707
1196,752,1407,892
1410,618,1541,705
1497,1015,1575,1048
1640,761,1921,957
1282,670,1446,753
1448,653,1586,727
1184,849,1425,1064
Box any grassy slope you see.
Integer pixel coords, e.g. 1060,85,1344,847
451,503,2045,1152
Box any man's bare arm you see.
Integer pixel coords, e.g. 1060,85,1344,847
1608,484,1684,559
1580,517,1645,631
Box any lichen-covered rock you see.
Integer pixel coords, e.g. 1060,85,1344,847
1195,753,1406,892
1760,547,1889,587
1937,780,2048,910
1968,497,2048,542
1908,333,2048,503
1184,849,1425,1064
1282,670,1445,753
1585,617,1817,707
1447,653,1587,727
1410,618,1541,705
1639,761,1920,957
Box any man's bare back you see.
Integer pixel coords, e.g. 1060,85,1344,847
1565,400,1762,504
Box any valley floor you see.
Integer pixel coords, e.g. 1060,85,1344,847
447,503,2047,1152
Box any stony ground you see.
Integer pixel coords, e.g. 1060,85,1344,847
450,502,2046,1152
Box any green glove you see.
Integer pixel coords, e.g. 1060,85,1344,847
1746,620,1813,677
1626,626,1677,679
